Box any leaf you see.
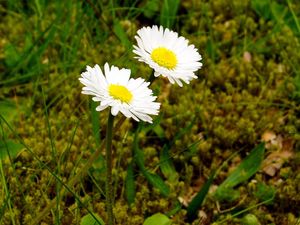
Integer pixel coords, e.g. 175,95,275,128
206,38,218,62
142,114,164,137
113,20,131,50
251,0,272,20
4,43,20,69
0,100,20,125
166,201,182,217
214,187,240,202
144,172,170,197
153,124,165,140
160,145,178,181
125,162,136,205
286,0,300,34
251,0,299,35
80,213,105,225
160,0,180,28
242,214,261,225
215,143,265,201
220,143,265,189
186,140,201,157
91,153,105,172
0,139,24,160
186,171,215,222
143,213,172,225
254,182,275,204
270,1,287,22
133,132,170,197
160,118,196,182
134,147,146,171
90,100,100,147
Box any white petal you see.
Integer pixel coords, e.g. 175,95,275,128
96,104,108,111
111,106,119,116
80,63,160,123
133,25,202,86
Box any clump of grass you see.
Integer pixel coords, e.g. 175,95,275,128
1,1,300,225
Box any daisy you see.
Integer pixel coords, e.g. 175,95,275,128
79,63,160,123
133,25,202,87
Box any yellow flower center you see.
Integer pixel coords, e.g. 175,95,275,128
108,84,133,103
151,47,177,69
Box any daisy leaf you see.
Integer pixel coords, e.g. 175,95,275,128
80,213,105,225
215,143,265,201
143,213,172,225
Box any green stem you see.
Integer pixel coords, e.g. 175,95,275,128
105,113,115,225
147,70,155,85
28,117,126,225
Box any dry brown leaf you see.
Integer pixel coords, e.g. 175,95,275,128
261,131,294,176
261,130,283,150
262,145,294,176
178,177,206,207
178,187,196,207
261,131,276,143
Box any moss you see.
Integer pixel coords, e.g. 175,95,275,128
1,0,300,224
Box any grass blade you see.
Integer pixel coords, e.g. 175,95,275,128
125,162,136,205
219,143,265,189
160,0,180,28
134,146,170,197
215,143,265,201
134,131,170,197
0,139,24,160
160,145,178,181
186,170,215,222
134,146,146,171
0,115,104,225
113,20,131,50
90,100,101,147
144,172,170,197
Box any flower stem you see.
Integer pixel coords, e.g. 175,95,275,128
106,113,115,225
147,70,155,85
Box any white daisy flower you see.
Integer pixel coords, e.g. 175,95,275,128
79,63,160,123
133,25,202,87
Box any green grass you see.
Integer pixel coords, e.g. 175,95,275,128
1,0,300,224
